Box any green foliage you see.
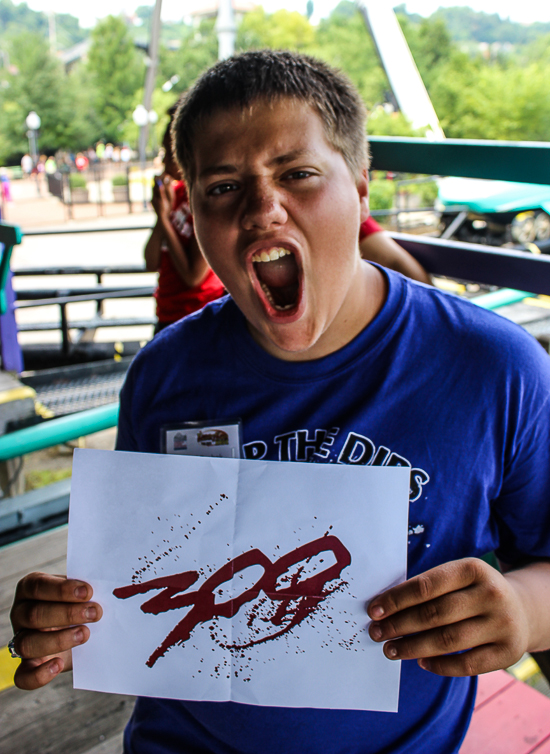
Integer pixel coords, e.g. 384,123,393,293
86,15,144,143
312,4,389,108
0,0,87,50
3,2,550,167
112,173,128,186
367,108,426,137
429,56,550,141
237,8,315,51
157,19,218,97
0,32,97,163
25,467,72,492
69,172,87,188
406,180,439,208
368,179,395,211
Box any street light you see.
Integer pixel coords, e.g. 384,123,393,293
25,111,41,196
148,110,159,157
133,105,150,210
25,110,41,165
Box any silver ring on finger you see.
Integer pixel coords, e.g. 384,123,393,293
8,631,23,659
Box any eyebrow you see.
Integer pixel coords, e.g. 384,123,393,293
198,149,318,180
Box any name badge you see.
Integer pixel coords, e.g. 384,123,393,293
161,419,242,459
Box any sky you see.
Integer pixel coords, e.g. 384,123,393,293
16,0,550,29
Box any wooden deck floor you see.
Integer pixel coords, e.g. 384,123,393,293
2,525,550,754
0,526,134,754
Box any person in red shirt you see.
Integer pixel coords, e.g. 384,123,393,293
360,216,430,284
144,119,225,334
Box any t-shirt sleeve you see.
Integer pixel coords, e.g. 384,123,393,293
359,216,384,240
493,348,550,564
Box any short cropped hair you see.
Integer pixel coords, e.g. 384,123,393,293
171,50,368,188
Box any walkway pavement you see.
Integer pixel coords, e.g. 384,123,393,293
1,174,155,231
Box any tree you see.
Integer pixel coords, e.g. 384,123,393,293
312,3,389,110
86,15,144,143
237,7,315,51
158,19,218,97
0,32,95,163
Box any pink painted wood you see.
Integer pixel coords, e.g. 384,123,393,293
460,671,550,754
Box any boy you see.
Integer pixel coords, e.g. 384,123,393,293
10,51,550,754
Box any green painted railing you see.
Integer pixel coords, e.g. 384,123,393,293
369,137,550,185
0,403,119,461
470,289,531,310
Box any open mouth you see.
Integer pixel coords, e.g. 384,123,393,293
252,248,300,313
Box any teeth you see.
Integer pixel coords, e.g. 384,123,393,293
252,248,292,263
259,281,294,311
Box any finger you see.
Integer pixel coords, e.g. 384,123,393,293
381,616,495,662
418,644,517,677
14,625,90,660
15,572,92,604
369,586,484,642
12,599,102,632
367,559,486,619
14,657,65,691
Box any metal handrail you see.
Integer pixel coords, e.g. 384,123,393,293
0,402,119,461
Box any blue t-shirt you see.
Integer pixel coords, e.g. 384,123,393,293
117,267,550,754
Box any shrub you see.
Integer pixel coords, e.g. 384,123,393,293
112,173,128,187
406,180,439,208
69,172,87,189
369,178,395,211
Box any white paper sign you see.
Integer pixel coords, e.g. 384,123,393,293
68,448,410,712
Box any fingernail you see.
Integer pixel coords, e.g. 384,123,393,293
385,644,398,659
370,604,385,618
85,607,97,620
74,628,84,643
370,623,383,641
49,660,61,675
74,585,88,599
418,659,431,672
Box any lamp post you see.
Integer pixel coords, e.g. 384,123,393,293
148,109,159,157
25,111,41,166
132,104,149,210
25,111,41,196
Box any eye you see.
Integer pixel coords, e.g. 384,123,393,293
208,182,239,196
286,170,313,181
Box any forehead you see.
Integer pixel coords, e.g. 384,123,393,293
191,98,337,174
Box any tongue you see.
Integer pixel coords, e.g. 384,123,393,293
255,254,298,289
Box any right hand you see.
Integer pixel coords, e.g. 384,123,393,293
10,572,102,690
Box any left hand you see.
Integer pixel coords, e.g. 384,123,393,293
151,174,174,222
367,557,529,676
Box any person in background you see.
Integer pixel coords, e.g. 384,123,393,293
0,168,12,204
360,216,430,284
75,153,89,172
45,156,57,175
144,113,225,334
21,153,33,178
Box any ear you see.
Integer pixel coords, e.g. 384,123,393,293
357,166,370,223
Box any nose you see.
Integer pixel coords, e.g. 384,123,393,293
241,179,287,231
